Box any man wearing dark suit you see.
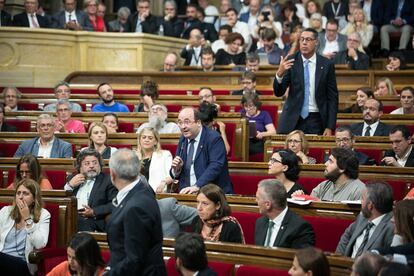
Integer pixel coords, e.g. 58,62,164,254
180,28,203,66
382,125,414,167
0,105,17,132
255,179,315,249
274,27,338,135
159,0,184,38
196,7,217,43
200,47,217,72
12,0,49,28
64,149,117,232
336,182,394,257
14,114,72,158
181,4,203,39
125,0,158,34
170,107,233,194
174,232,217,276
350,98,390,137
239,0,260,26
317,19,348,60
231,71,262,96
106,149,166,275
0,0,12,26
334,32,370,70
51,0,93,31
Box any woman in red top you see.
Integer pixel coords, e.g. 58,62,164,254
84,0,106,32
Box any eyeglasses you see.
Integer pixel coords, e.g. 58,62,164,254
39,123,54,129
300,37,316,42
82,160,99,167
287,139,301,144
151,107,164,112
269,158,282,164
347,38,360,43
177,119,196,127
57,108,70,112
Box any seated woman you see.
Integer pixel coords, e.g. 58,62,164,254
191,184,245,243
134,80,159,112
283,25,303,56
374,77,397,97
198,102,230,155
340,87,374,113
47,232,105,276
0,179,51,276
254,5,284,49
215,32,246,66
302,0,327,29
391,87,414,115
136,127,173,193
279,1,301,34
386,51,408,71
284,130,316,164
82,122,117,159
7,154,52,190
241,93,276,155
84,0,106,32
390,199,414,247
288,247,330,276
341,8,373,49
268,149,307,197
102,112,119,133
309,13,324,33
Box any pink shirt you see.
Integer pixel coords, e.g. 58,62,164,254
64,119,86,133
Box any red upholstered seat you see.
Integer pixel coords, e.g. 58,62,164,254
0,143,20,157
357,148,383,164
308,148,326,164
19,103,41,110
44,171,67,189
230,174,269,196
165,104,182,112
163,144,178,156
220,105,231,112
232,211,261,245
35,247,67,276
118,122,135,133
166,257,234,276
297,177,325,194
5,119,32,132
236,265,289,276
383,105,398,114
361,179,411,201
303,215,353,252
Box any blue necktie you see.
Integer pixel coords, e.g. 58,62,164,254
184,139,195,186
301,59,310,119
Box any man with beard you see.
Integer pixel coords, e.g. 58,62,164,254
350,98,390,137
336,181,394,258
92,83,129,112
310,147,365,201
64,148,117,231
136,104,180,134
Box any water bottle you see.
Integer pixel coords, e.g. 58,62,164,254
158,24,164,36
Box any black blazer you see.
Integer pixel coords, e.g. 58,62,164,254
1,10,12,26
68,172,117,232
1,123,17,132
382,149,414,167
161,16,184,38
191,216,243,243
333,50,370,70
231,90,262,96
12,12,49,28
125,12,158,34
255,209,315,249
273,51,338,134
180,46,201,66
181,19,203,39
200,22,218,42
350,122,390,136
106,180,166,275
355,150,376,165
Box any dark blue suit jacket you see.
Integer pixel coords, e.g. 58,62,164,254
12,12,49,28
51,10,93,31
1,10,12,26
171,125,233,194
273,51,338,134
106,180,166,276
384,0,414,25
14,136,72,158
239,12,250,23
350,122,390,136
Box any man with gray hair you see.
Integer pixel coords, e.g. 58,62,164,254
105,149,166,275
336,181,394,258
55,99,86,133
108,6,130,32
333,32,370,70
136,103,180,134
44,81,82,112
2,87,23,112
14,114,72,158
254,179,315,248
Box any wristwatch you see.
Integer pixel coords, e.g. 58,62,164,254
25,217,33,226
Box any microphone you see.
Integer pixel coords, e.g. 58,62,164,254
169,142,185,193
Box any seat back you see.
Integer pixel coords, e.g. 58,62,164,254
236,265,289,276
230,174,269,196
118,122,135,133
163,144,178,156
232,211,261,245
0,143,20,157
44,171,68,189
5,119,32,132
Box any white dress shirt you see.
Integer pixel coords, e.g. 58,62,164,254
323,36,339,55
116,178,140,206
27,13,39,28
188,128,202,186
65,11,78,23
396,145,413,167
37,137,54,158
266,207,288,247
363,121,379,136
75,178,95,209
351,214,386,258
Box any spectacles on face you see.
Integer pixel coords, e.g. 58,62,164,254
177,119,196,127
347,38,360,43
57,108,70,112
269,158,282,164
39,123,54,129
300,37,316,42
287,139,301,144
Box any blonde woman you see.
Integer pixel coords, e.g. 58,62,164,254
374,77,397,97
284,130,316,164
136,127,173,193
341,8,373,48
82,122,117,159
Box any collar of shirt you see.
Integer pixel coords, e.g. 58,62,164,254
371,213,386,227
37,136,55,147
301,53,317,64
188,126,203,144
363,120,379,134
396,145,413,163
116,178,140,205
271,206,288,226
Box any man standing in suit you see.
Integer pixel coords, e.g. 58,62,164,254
382,125,414,167
335,126,376,165
12,0,49,28
255,179,315,248
125,0,158,34
106,148,166,275
336,181,394,258
350,98,390,137
52,0,93,31
0,0,12,26
64,148,117,232
317,19,347,60
274,27,338,135
170,107,233,194
14,114,72,158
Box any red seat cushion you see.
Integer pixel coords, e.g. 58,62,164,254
230,174,270,196
232,211,261,245
166,257,234,276
165,104,183,112
308,148,326,164
297,177,325,194
0,143,20,157
357,148,383,164
303,215,353,252
4,120,31,132
163,144,178,156
118,122,135,133
44,171,67,189
236,265,289,276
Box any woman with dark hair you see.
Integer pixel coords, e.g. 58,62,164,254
386,51,408,71
82,122,117,159
215,32,246,65
340,87,374,113
134,80,160,112
102,112,119,134
268,149,307,197
191,184,245,243
302,0,327,29
391,200,414,246
7,154,52,190
198,102,230,154
288,246,330,276
280,1,301,34
0,179,50,276
47,232,105,276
